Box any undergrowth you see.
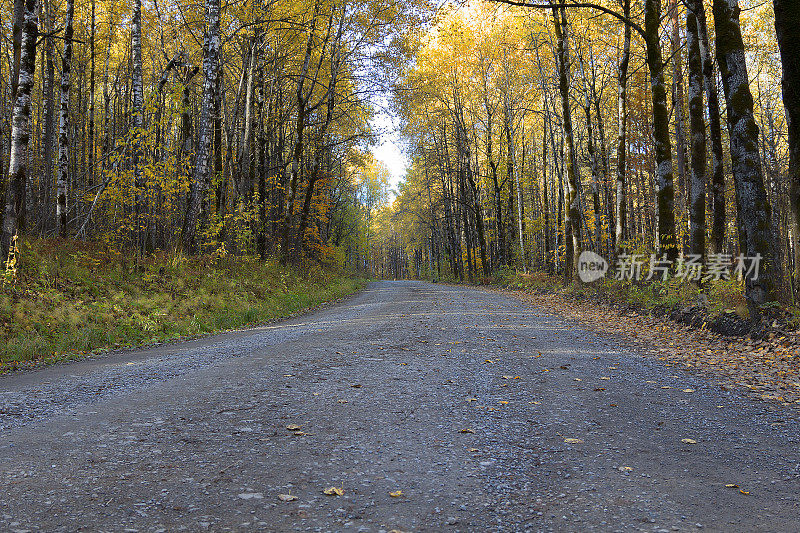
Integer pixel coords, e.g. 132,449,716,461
500,271,753,322
0,238,366,370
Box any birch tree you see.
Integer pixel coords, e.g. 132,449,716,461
2,0,37,260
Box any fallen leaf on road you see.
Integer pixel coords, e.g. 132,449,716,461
484,359,495,364
529,401,541,405
459,428,475,434
681,438,697,444
351,384,362,388
323,487,344,496
466,398,477,402
662,386,672,389
594,388,606,391
564,438,584,444
740,489,750,495
286,424,302,431
389,490,404,497
499,401,509,405
278,494,297,502
618,466,633,472
725,484,739,488
600,377,610,380
682,389,695,393
338,400,348,403
574,378,582,381
468,448,480,452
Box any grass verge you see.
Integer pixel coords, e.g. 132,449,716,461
1,238,367,372
490,270,800,336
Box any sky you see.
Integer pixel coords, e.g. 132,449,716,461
370,99,408,197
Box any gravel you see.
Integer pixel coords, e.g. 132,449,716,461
1,281,799,532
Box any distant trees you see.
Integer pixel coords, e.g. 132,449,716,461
387,0,800,309
0,0,423,274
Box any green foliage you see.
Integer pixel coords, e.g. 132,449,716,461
0,238,366,370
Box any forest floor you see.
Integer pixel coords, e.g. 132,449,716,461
2,281,798,531
501,273,800,410
0,238,365,372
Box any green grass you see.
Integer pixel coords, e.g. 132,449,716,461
0,238,366,371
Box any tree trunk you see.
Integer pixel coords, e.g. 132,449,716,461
88,0,96,188
505,96,527,271
687,0,706,260
615,0,631,256
713,0,775,305
671,0,687,246
183,0,221,253
56,0,74,239
2,0,36,260
40,0,55,235
131,0,145,251
696,1,725,254
553,6,581,280
645,0,677,262
281,5,318,264
774,0,800,288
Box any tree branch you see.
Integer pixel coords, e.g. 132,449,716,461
487,0,646,39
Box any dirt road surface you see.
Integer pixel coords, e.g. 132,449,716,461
2,281,799,532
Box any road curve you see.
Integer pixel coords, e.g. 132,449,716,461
1,281,799,532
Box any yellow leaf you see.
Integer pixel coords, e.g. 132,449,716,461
725,484,739,488
286,424,302,431
389,490,404,497
468,448,480,452
600,377,610,380
618,466,633,472
681,438,697,444
459,428,475,434
499,400,508,405
323,486,344,496
278,494,297,502
564,438,584,444
682,389,695,393
739,489,750,495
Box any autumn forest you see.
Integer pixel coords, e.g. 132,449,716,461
1,0,799,308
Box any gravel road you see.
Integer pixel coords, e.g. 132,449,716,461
2,281,799,532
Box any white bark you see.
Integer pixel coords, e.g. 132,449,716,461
2,0,37,259
56,0,74,238
183,0,221,252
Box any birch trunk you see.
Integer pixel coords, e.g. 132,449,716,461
131,0,145,250
56,0,74,238
183,0,221,253
1,0,36,260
